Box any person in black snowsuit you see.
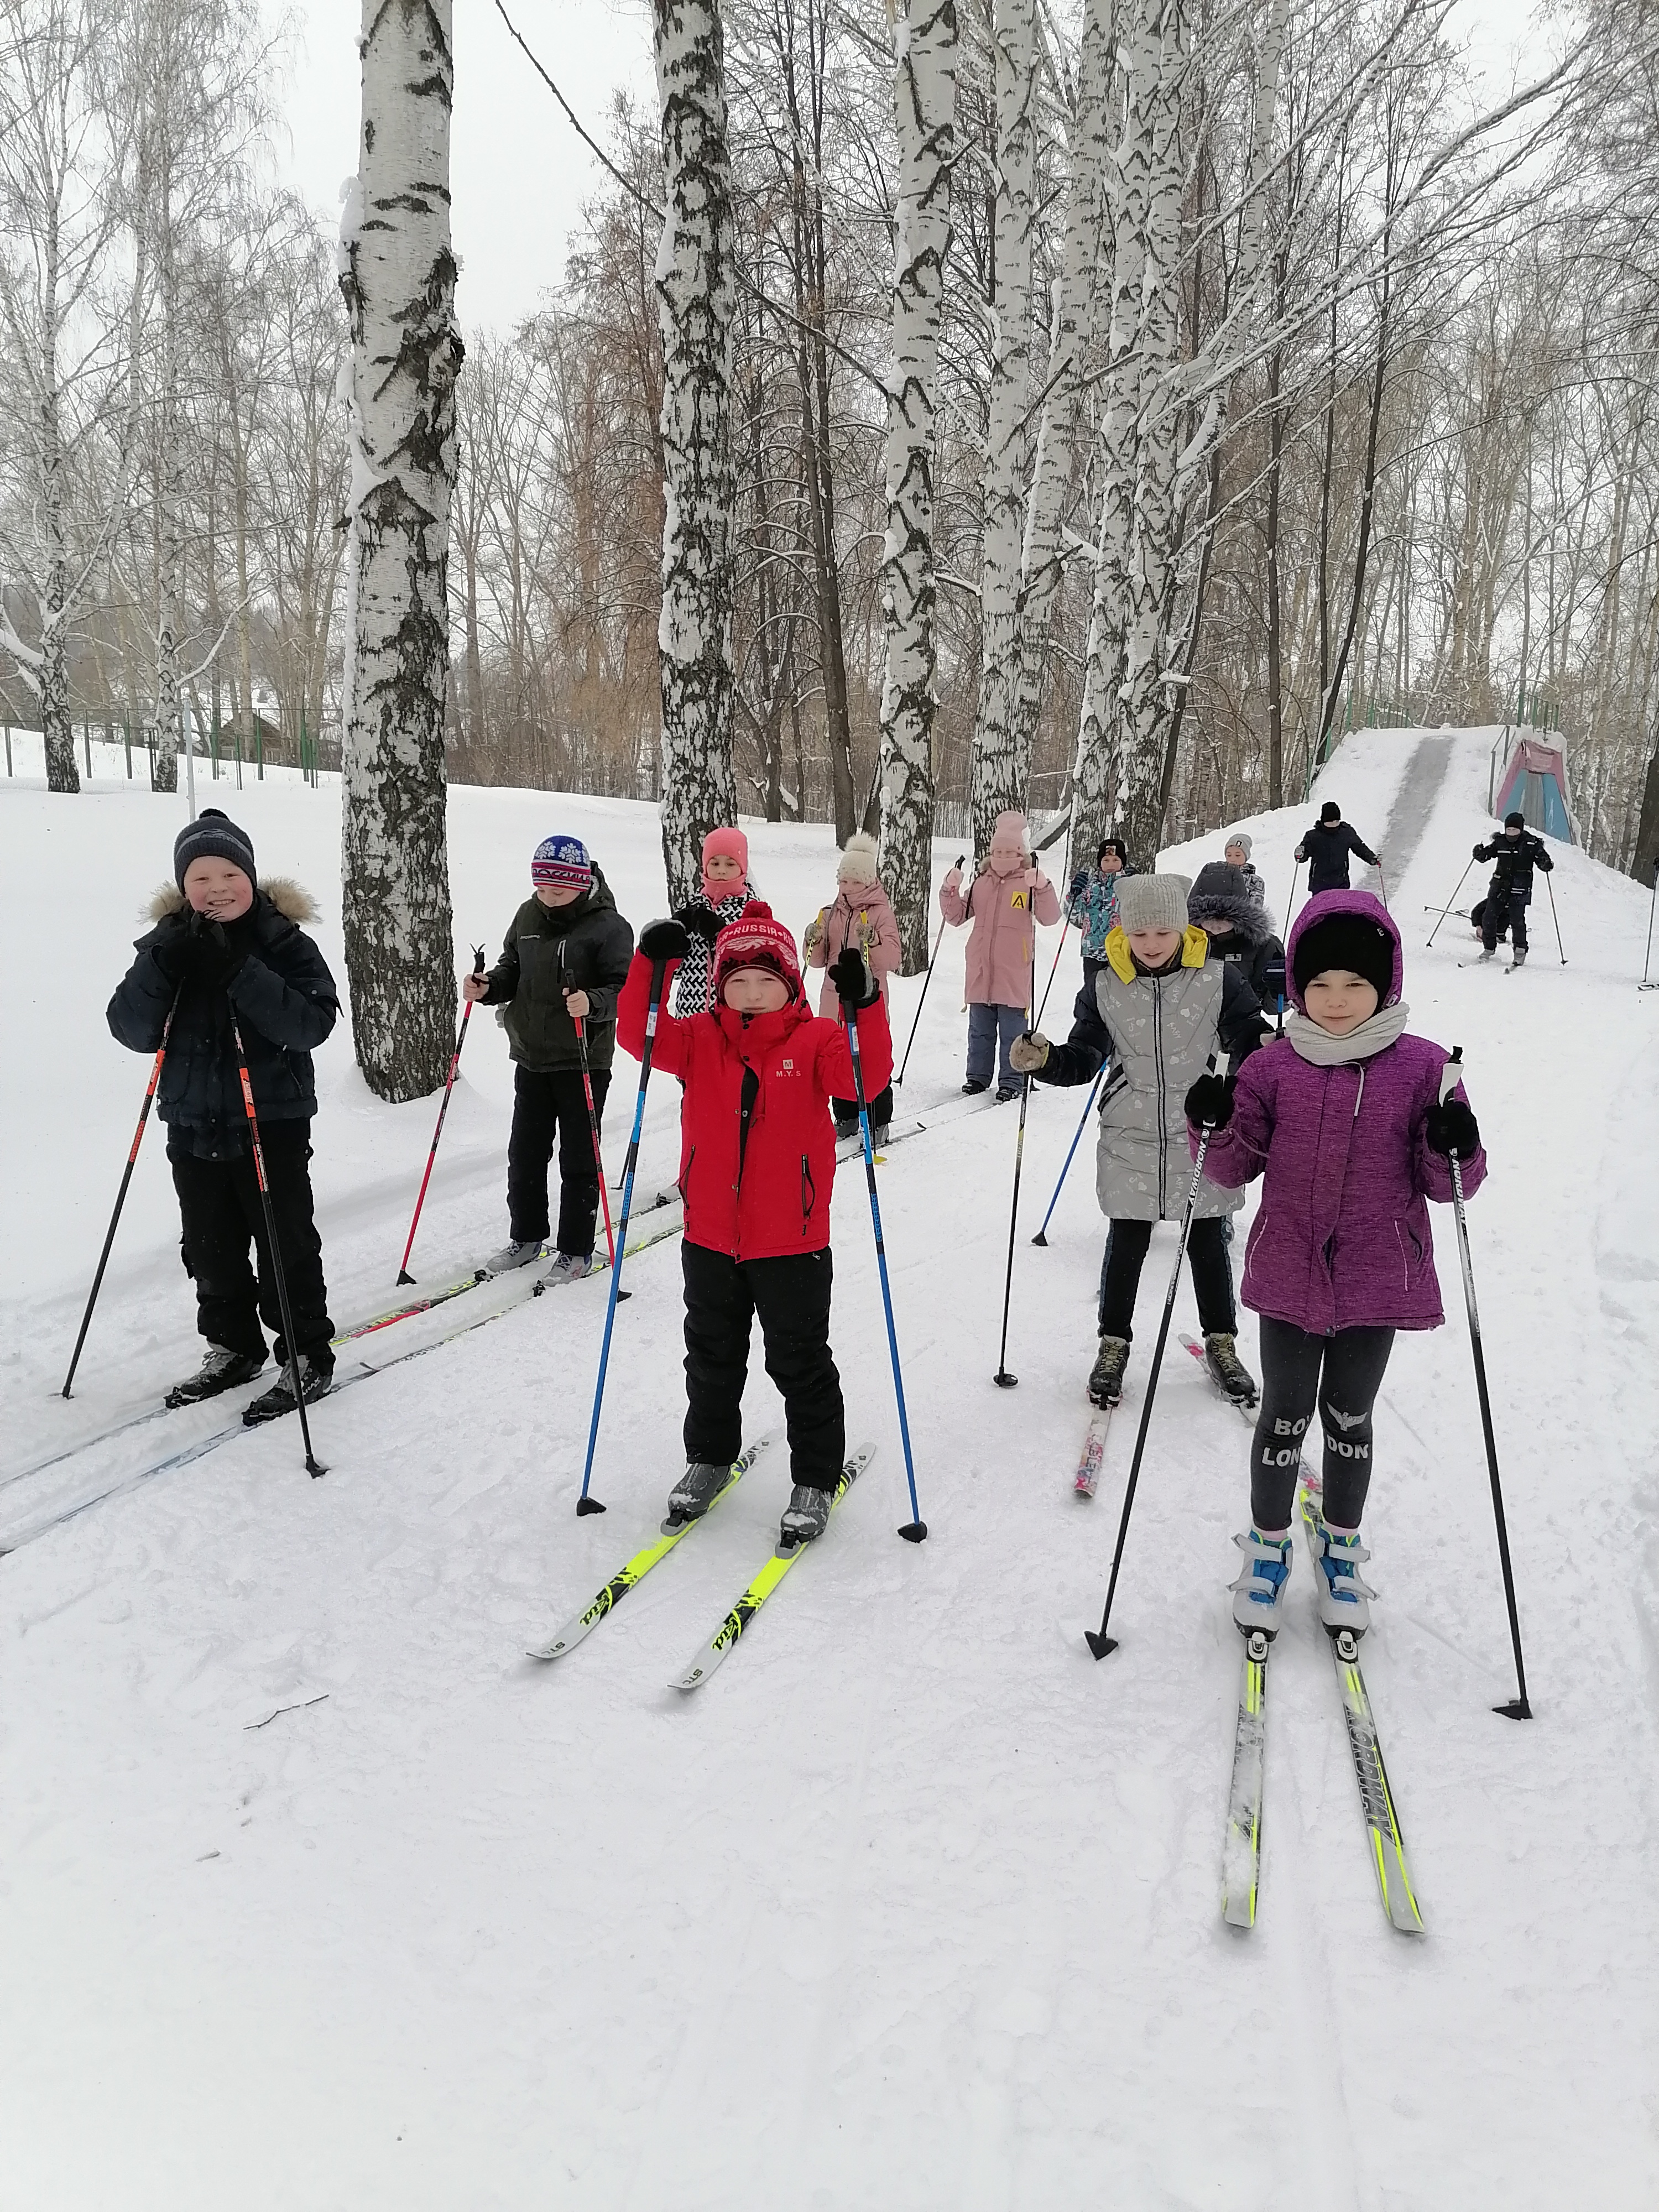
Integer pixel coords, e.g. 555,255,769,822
465,833,635,1282
1187,861,1285,1022
106,808,340,1420
1295,800,1379,893
1473,811,1553,963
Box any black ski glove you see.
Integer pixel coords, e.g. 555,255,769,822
1184,1072,1235,1130
1425,1097,1480,1159
639,919,690,963
674,902,725,944
1069,869,1088,899
1472,841,1488,861
148,907,194,984
829,946,878,1007
190,914,247,992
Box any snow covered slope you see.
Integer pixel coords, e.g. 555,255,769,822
2,738,1656,2209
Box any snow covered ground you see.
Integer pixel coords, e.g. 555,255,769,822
2,731,1656,2209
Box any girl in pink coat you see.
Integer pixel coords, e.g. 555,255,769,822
806,831,901,1143
940,810,1061,1098
1183,893,1486,1641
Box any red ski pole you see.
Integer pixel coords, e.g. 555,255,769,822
62,987,182,1397
397,944,486,1285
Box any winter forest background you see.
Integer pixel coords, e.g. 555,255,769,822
4,0,1659,995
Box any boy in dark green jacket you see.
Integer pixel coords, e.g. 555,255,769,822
465,836,634,1283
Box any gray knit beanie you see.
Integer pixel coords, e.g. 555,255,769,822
1115,873,1190,934
174,806,257,890
1225,831,1253,859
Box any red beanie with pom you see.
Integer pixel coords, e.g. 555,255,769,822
712,900,801,1002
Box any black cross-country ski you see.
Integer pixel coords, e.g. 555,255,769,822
524,1436,775,1661
668,1445,875,1692
1222,1628,1270,1928
1299,1483,1423,1933
1074,1408,1113,1497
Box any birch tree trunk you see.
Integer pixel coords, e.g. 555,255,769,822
653,0,739,909
36,200,77,791
337,0,462,1102
967,0,1041,854
151,187,183,793
876,0,958,967
1008,0,1112,776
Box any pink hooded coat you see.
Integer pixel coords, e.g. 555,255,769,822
939,812,1061,1006
808,883,901,1017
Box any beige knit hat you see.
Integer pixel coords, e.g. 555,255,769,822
1115,872,1191,934
836,832,881,887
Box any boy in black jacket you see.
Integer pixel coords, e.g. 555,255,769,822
1295,800,1379,893
1473,811,1553,964
107,809,340,1420
464,834,634,1284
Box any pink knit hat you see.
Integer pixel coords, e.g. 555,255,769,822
701,826,748,901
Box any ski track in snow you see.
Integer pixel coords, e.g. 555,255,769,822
2,732,1657,2209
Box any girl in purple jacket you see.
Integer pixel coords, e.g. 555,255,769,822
1183,893,1486,1639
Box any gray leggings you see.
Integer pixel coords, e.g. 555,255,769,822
1250,1317,1395,1531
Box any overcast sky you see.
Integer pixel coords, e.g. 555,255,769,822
263,0,1542,338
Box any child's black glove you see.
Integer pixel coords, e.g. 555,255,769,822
639,919,690,963
190,914,247,992
829,947,877,1006
148,907,194,984
1184,1072,1235,1129
1425,1097,1480,1159
1069,869,1087,899
674,902,725,943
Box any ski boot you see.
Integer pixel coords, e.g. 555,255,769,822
1511,945,1527,969
1477,946,1496,962
1087,1333,1130,1408
165,1345,266,1409
242,1355,334,1427
666,1460,731,1525
1230,1528,1293,1635
779,1484,833,1546
541,1252,591,1288
1204,1332,1258,1406
870,1122,890,1150
995,1085,1020,1103
833,1113,860,1145
961,1078,989,1096
486,1238,543,1274
1306,1506,1377,1635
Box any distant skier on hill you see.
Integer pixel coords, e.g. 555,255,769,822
619,900,891,1547
1472,811,1553,967
106,808,339,1422
1183,893,1486,1641
1295,801,1379,894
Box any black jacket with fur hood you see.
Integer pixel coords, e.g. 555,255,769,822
107,879,338,1156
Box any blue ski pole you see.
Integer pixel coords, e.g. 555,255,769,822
575,955,667,1516
1031,1061,1105,1246
845,992,926,1543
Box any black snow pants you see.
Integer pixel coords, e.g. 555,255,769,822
1098,1215,1237,1340
170,1121,334,1368
681,1241,845,1491
1481,886,1530,953
1250,1317,1396,1532
507,1064,610,1256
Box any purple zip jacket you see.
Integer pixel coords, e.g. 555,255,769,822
1192,891,1486,1334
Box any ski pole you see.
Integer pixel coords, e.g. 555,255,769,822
576,955,667,1515
1375,862,1389,910
572,1014,619,1279
230,1015,327,1479
1086,1056,1229,1659
397,943,485,1284
62,987,182,1397
1642,859,1658,989
992,921,1042,1383
895,853,964,1086
1544,868,1566,963
1438,1046,1532,1718
1032,1061,1105,1246
1284,858,1302,936
1426,857,1475,948
1034,915,1070,1029
844,992,926,1542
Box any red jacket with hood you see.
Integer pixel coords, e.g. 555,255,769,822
617,951,893,1260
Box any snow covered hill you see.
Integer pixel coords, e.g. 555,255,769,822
2,734,1656,2209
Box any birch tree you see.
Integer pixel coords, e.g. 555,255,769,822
653,0,740,907
337,0,461,1101
966,0,1041,853
876,0,958,966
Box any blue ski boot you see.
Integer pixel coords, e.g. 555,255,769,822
1230,1527,1292,1635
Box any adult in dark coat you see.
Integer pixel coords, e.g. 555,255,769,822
1295,800,1379,893
107,808,340,1413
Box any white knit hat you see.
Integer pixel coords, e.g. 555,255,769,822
1225,831,1253,858
836,832,881,887
1115,873,1191,935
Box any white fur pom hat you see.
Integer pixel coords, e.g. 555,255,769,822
837,831,881,887
1115,872,1191,935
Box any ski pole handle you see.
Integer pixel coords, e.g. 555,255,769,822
1439,1044,1463,1108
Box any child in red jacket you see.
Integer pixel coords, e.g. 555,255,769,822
618,899,891,1544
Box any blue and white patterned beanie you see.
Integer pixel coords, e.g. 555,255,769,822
531,834,592,891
